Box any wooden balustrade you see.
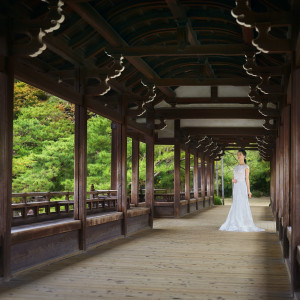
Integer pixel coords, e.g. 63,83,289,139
11,190,117,226
153,192,193,202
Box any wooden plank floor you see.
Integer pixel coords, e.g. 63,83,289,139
0,201,292,300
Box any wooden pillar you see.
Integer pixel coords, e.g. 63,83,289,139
200,154,206,206
193,153,199,209
74,104,87,250
0,23,13,279
279,124,285,239
282,105,291,258
145,134,154,227
211,160,215,205
206,158,211,205
290,68,300,292
270,153,276,213
174,143,181,218
111,123,118,190
174,119,181,218
185,150,190,213
116,96,127,235
275,138,280,230
131,138,139,206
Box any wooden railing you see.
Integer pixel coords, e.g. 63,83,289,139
154,192,191,202
11,190,117,226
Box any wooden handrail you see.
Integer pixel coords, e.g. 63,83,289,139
11,190,118,226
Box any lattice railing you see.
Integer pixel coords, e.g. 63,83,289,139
11,190,117,226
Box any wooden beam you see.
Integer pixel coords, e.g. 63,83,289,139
165,0,214,77
154,108,262,119
131,138,139,206
15,59,82,105
175,97,251,105
225,147,258,150
107,44,250,57
45,36,140,97
155,137,176,145
183,127,269,136
127,119,153,137
74,104,87,250
150,77,256,87
67,1,175,98
85,97,122,123
0,29,13,279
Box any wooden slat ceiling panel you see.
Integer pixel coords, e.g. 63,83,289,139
11,0,294,159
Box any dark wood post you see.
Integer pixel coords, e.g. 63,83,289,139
0,21,13,279
145,134,154,227
211,160,215,205
279,124,285,239
200,153,206,206
74,104,87,250
270,153,277,216
111,122,118,190
206,157,211,205
275,138,280,230
291,68,300,292
174,143,181,218
185,149,190,213
131,138,139,206
193,153,199,209
282,105,291,257
174,119,181,218
116,96,128,235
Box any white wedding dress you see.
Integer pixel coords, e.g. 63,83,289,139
219,164,264,232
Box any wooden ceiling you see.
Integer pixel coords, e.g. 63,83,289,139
8,0,297,160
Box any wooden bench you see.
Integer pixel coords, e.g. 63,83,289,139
189,198,197,204
11,218,81,245
86,212,123,227
180,200,188,206
127,207,150,217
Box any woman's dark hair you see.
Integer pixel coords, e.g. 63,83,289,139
238,148,247,164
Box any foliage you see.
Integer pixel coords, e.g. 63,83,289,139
14,80,49,118
214,195,223,205
12,82,271,196
215,150,270,197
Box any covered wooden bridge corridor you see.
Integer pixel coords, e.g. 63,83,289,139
1,0,300,299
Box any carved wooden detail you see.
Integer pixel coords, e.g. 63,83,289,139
3,0,65,57
154,118,167,131
232,0,291,53
85,54,125,96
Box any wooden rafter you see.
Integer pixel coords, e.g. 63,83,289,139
107,44,251,57
152,108,263,119
149,77,257,86
66,1,175,99
182,127,270,136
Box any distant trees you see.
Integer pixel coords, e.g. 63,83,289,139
216,150,270,197
12,81,270,197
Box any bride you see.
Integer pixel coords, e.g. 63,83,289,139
219,149,264,232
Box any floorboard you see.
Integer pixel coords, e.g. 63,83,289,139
0,199,292,300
